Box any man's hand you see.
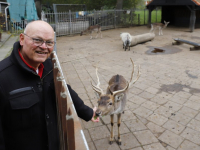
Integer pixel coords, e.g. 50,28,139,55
91,106,99,122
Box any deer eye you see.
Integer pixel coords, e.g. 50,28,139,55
109,102,113,105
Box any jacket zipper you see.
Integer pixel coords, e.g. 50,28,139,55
41,69,53,85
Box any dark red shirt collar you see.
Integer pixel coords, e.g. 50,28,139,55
18,49,44,78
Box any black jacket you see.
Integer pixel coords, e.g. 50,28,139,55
0,42,93,150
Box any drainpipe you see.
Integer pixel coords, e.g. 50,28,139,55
5,3,10,31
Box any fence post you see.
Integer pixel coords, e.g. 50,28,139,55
53,32,57,53
130,9,133,26
156,7,157,22
114,9,116,28
69,10,72,35
144,9,145,25
138,14,140,25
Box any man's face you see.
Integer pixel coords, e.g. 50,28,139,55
20,23,54,68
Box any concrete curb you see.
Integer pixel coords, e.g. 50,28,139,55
0,34,12,48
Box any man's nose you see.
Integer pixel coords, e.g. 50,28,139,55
39,42,48,48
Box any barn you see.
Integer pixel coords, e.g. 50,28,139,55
146,0,200,32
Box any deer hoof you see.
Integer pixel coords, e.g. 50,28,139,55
117,141,121,145
109,141,113,145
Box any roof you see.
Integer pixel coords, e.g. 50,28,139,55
147,0,200,6
0,2,9,5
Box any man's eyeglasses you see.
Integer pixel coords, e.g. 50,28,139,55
23,33,55,48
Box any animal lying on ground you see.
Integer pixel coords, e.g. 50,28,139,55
80,25,102,39
91,58,140,145
120,32,132,51
150,20,170,36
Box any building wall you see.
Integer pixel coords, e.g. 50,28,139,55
162,6,200,28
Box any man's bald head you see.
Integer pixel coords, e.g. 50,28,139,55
24,20,54,36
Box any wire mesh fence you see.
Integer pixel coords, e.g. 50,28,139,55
8,9,161,36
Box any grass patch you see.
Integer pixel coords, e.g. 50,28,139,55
134,9,161,25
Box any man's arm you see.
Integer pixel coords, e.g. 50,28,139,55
67,84,94,122
0,117,5,150
0,86,5,150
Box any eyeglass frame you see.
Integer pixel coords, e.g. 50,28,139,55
23,33,56,48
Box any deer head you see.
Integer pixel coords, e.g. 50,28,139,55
164,20,170,28
91,59,140,117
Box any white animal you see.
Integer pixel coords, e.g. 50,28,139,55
150,20,170,36
120,32,132,51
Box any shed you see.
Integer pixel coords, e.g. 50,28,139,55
0,2,9,31
146,0,200,32
0,1,8,14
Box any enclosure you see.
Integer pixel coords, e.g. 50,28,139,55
55,26,200,150
8,8,161,35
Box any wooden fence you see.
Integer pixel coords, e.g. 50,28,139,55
51,51,89,150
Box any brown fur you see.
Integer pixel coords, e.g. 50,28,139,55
80,25,102,39
91,59,140,145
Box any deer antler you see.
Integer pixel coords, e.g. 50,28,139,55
129,58,141,87
112,81,129,95
112,58,140,95
91,67,104,95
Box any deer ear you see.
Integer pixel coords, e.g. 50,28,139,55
114,93,124,102
164,20,166,23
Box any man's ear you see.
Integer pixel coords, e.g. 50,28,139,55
114,93,124,102
19,33,25,46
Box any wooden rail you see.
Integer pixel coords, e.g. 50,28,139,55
50,52,89,150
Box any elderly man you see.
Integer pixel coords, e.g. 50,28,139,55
0,20,99,150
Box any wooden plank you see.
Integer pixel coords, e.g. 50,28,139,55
172,38,200,51
50,52,89,150
173,38,200,47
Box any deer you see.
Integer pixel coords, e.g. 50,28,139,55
80,24,102,39
150,20,170,36
91,58,140,145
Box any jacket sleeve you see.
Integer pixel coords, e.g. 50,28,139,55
0,86,5,150
0,117,5,150
67,84,93,122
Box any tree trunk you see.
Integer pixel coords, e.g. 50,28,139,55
116,0,123,9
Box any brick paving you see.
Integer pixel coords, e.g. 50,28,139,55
56,26,200,150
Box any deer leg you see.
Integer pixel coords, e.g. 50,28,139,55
90,31,93,39
159,27,161,36
109,114,114,145
95,31,99,38
117,113,122,145
100,31,102,38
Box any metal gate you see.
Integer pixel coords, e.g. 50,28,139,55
43,9,139,36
